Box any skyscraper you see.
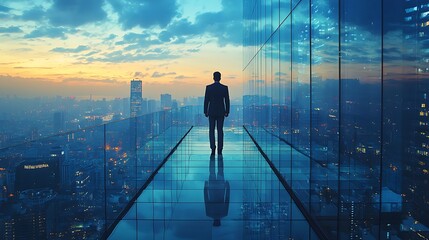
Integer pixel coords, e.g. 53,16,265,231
160,93,172,110
130,80,142,118
404,0,429,73
53,112,65,133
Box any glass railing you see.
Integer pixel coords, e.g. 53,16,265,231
0,106,201,239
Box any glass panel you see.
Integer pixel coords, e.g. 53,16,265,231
105,118,137,227
0,125,105,239
244,0,429,239
339,0,382,238
279,11,292,183
291,0,310,207
280,0,291,24
310,0,340,238
270,30,281,167
382,0,429,239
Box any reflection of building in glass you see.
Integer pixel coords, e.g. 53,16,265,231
404,0,429,73
404,89,429,227
244,0,429,239
130,80,142,117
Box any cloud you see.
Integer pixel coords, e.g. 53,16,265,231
187,48,200,53
20,7,45,21
84,50,98,56
134,72,148,78
51,45,90,53
116,32,161,48
0,26,23,33
105,34,117,41
47,0,107,27
154,0,243,46
13,66,52,69
151,71,176,78
86,50,179,63
159,19,199,41
108,0,179,29
62,78,121,84
0,5,11,12
0,13,8,19
175,75,194,80
24,26,69,39
275,72,287,76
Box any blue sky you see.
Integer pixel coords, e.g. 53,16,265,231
0,0,243,99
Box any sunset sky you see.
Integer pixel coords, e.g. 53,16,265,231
0,0,243,100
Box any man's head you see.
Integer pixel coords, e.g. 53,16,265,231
213,71,221,82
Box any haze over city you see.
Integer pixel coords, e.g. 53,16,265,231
1,0,429,239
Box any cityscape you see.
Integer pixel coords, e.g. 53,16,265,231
1,0,429,239
0,86,241,149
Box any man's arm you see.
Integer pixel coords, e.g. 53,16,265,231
204,86,209,117
225,86,230,117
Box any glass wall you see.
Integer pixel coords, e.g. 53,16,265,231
243,0,429,239
0,107,195,239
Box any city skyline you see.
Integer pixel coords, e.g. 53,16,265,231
1,0,429,239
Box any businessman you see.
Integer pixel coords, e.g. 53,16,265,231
204,71,230,155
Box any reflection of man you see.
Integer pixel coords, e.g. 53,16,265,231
204,71,230,155
204,155,230,226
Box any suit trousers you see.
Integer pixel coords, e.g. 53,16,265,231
209,116,225,150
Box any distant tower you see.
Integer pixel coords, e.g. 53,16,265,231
130,80,142,117
148,99,157,113
160,93,172,110
53,112,65,133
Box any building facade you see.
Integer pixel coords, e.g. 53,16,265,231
160,93,172,110
130,80,142,118
243,0,429,239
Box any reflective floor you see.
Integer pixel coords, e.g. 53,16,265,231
109,127,318,240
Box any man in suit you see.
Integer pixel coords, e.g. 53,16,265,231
204,71,230,155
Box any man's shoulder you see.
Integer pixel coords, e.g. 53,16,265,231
206,82,228,88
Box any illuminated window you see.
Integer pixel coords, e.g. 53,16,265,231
422,104,426,108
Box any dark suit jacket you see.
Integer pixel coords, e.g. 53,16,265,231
204,82,230,117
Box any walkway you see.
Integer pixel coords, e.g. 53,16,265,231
108,127,318,240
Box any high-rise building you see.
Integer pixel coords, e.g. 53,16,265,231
160,94,172,110
147,99,157,113
141,98,148,115
53,112,65,133
242,0,429,238
130,80,142,117
404,0,429,73
122,98,129,117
